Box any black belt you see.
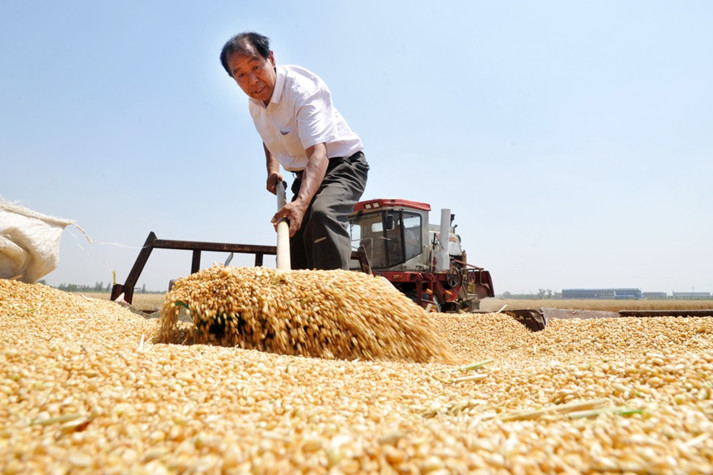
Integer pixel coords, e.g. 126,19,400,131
292,151,363,180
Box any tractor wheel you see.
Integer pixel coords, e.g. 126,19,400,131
445,268,461,288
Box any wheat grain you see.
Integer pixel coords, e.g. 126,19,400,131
1,278,712,474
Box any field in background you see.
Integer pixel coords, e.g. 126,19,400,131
480,298,713,312
85,293,166,311
83,292,713,314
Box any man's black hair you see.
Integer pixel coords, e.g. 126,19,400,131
220,32,271,76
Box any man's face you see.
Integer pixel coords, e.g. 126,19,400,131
227,50,276,105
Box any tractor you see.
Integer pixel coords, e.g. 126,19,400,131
349,199,494,312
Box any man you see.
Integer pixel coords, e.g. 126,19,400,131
220,32,369,270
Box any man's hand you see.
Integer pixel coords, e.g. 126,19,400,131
271,200,308,237
266,172,285,195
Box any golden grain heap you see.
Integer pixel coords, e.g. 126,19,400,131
3,278,713,474
158,265,454,363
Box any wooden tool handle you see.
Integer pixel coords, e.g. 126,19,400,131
276,181,291,271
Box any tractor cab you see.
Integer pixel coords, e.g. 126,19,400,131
349,199,431,271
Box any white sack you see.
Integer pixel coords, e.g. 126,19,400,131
0,201,88,283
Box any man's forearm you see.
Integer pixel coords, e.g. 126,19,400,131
296,143,328,205
264,143,280,176
269,142,328,236
264,143,283,194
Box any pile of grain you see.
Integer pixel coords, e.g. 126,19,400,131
158,265,454,363
2,278,713,474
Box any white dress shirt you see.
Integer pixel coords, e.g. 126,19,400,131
248,65,363,172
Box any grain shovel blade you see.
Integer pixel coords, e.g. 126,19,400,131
505,307,622,332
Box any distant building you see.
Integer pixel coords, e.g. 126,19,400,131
562,288,642,300
643,292,668,300
672,291,711,299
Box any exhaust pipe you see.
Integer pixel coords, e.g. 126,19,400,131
436,208,450,271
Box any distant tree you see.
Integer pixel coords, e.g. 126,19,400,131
502,291,512,298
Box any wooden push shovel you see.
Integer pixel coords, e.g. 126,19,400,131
275,181,291,271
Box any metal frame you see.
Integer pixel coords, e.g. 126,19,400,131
111,232,373,305
110,232,277,304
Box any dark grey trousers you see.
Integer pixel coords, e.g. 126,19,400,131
290,151,369,270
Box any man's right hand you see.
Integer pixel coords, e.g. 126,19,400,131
266,172,284,195
271,199,308,237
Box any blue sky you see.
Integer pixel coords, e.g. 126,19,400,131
2,1,711,294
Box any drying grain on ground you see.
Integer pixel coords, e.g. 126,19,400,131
1,277,713,474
